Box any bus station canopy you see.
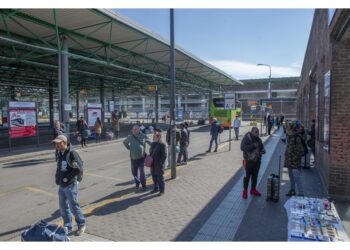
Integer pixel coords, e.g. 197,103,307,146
0,9,243,96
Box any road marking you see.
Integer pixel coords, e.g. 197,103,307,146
84,172,128,182
97,158,130,169
0,186,29,198
24,187,57,198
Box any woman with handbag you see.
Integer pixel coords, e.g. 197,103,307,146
77,117,89,148
149,129,167,196
94,117,102,143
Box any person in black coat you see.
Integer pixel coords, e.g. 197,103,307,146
53,121,65,162
149,129,167,195
240,127,266,199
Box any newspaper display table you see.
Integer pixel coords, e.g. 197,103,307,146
284,196,349,241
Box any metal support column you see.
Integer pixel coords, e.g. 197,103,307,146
170,9,176,179
60,34,70,138
208,87,212,122
155,89,159,126
49,81,54,128
100,79,105,127
10,86,16,101
76,86,80,121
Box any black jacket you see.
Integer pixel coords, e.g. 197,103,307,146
149,141,167,175
55,146,83,187
240,132,264,162
53,127,65,140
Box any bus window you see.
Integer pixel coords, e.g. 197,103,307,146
212,98,224,108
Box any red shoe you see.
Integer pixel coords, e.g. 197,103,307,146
250,189,262,196
242,189,248,199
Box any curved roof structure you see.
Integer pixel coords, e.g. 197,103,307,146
0,8,243,95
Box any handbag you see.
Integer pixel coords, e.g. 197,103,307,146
77,135,82,142
145,143,160,168
144,155,154,168
21,220,68,241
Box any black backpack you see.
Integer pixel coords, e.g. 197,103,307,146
66,150,84,182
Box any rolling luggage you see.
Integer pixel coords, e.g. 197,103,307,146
266,155,281,202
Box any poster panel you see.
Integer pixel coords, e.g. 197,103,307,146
9,109,37,138
324,71,331,152
87,108,101,127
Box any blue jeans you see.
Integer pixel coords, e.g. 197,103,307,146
209,136,218,151
58,182,85,230
131,157,146,186
288,168,304,195
177,145,188,163
234,128,239,139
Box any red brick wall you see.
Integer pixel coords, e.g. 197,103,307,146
298,9,350,201
329,39,350,199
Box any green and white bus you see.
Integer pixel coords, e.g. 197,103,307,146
209,97,242,128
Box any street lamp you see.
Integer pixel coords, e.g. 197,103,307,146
257,63,272,99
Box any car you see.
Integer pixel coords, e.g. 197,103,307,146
11,118,24,126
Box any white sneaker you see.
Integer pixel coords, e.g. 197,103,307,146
76,225,86,236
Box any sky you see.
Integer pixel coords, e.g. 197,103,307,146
115,9,314,80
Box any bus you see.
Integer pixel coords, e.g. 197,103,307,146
209,97,242,128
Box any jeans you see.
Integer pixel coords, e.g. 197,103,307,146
131,157,146,186
177,145,188,163
151,172,165,192
243,161,261,190
58,182,85,230
167,145,172,168
209,136,218,151
234,128,239,139
288,168,304,195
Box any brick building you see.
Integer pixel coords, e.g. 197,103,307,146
297,9,350,201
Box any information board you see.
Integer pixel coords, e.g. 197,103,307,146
224,93,236,110
8,102,37,138
86,103,102,128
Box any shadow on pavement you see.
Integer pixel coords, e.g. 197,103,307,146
88,192,157,216
175,166,245,241
2,159,55,168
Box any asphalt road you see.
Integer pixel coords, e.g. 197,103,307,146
0,125,241,240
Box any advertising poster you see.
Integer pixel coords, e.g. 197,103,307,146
86,103,102,128
324,71,331,152
9,109,37,138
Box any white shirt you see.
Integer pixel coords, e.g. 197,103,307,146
234,118,241,128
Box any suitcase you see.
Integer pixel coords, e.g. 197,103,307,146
266,155,281,202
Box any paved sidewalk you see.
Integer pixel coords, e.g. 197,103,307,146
8,124,255,241
192,129,281,241
8,124,348,242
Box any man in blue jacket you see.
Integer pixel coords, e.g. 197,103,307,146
206,118,220,153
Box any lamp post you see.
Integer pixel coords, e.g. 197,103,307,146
257,63,272,99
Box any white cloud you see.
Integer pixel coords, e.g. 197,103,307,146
206,60,301,80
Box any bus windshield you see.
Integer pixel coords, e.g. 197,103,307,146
212,98,225,108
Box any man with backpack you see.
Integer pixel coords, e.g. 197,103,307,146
53,134,86,236
206,118,221,153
